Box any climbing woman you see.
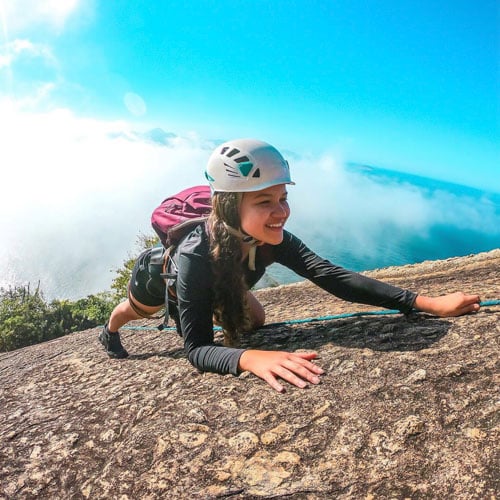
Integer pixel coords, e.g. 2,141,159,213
99,138,481,392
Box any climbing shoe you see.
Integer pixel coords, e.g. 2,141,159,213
99,325,129,359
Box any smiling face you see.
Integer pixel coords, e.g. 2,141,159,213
239,184,290,245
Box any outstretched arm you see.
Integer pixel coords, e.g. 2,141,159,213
414,292,480,317
273,233,482,318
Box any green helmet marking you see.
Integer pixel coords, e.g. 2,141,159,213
238,161,254,177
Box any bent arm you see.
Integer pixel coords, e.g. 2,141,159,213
176,246,246,376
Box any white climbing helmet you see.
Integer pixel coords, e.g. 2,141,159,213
205,138,295,192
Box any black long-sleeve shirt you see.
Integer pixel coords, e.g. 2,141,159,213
170,224,417,376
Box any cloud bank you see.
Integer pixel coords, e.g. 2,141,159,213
0,100,213,298
1,101,499,299
285,155,500,273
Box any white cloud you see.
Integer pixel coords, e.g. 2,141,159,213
0,38,57,69
1,0,83,34
0,1,89,104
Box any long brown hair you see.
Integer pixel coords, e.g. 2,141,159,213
207,192,251,345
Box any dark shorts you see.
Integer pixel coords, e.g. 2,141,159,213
129,248,166,307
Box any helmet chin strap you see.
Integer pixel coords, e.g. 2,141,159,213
223,223,260,271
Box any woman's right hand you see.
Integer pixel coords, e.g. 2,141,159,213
238,349,324,393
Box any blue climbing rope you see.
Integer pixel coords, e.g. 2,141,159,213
120,299,500,332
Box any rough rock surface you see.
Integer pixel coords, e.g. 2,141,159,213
1,250,499,499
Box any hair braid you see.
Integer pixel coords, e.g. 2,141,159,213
208,192,251,346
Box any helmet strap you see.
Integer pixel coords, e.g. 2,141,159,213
223,223,259,271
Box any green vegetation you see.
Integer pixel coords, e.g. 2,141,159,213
0,233,159,353
0,284,117,352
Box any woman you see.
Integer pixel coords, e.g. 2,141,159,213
100,139,481,392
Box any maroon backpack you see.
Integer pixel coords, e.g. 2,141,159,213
151,185,212,248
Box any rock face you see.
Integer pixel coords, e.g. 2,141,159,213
1,250,499,499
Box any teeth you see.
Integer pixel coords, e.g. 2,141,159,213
268,223,283,228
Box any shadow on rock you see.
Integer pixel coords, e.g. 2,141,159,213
126,347,186,360
246,314,451,352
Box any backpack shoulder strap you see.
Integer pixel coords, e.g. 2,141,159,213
167,216,208,246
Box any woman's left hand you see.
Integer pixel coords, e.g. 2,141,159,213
414,292,481,317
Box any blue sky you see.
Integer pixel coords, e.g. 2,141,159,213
1,0,498,190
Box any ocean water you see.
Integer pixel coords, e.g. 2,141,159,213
260,164,500,287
